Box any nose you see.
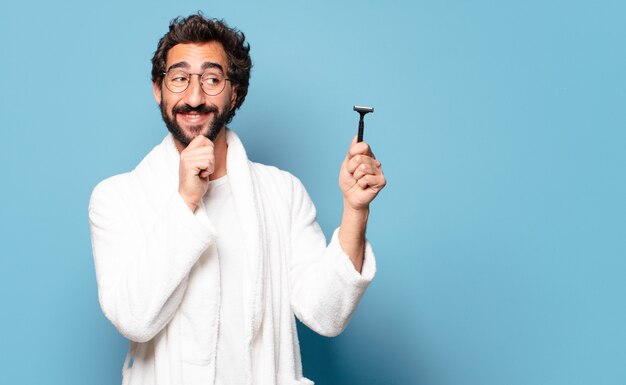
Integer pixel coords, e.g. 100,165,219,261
183,74,206,107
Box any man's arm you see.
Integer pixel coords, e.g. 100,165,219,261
89,136,218,342
89,178,215,343
288,137,385,336
338,137,386,272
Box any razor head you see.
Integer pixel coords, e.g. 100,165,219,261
353,105,374,114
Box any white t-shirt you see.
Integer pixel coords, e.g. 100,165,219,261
203,176,246,384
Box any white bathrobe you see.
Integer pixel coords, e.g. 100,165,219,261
88,129,376,385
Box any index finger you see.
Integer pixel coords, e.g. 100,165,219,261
186,135,213,150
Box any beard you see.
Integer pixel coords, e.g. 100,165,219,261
160,100,231,146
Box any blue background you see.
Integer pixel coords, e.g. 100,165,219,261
1,1,625,384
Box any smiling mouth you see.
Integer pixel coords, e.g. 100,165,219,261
177,112,210,124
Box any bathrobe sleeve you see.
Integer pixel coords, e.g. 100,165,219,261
88,174,215,342
288,175,376,337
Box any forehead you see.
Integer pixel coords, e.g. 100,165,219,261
166,41,228,70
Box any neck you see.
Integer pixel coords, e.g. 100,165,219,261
174,128,228,180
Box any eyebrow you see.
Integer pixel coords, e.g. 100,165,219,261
201,62,224,73
166,61,189,72
166,61,225,73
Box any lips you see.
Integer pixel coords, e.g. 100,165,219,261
172,104,218,126
177,112,210,124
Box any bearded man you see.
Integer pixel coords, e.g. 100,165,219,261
89,14,386,385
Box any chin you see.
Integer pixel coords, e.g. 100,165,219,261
178,121,208,136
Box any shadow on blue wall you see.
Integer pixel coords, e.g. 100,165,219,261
297,317,434,385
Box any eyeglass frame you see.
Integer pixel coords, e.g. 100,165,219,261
161,69,234,96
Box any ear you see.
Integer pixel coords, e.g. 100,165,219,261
152,81,162,105
229,85,238,110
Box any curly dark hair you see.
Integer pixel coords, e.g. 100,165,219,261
151,13,252,123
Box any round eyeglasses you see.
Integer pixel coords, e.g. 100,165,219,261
162,69,233,96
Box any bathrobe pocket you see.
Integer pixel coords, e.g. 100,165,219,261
179,304,218,364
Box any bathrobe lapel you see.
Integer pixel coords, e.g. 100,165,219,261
225,129,267,343
134,134,180,213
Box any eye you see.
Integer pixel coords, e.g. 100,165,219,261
202,73,222,87
168,71,189,83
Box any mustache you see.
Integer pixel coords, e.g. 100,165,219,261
172,104,219,115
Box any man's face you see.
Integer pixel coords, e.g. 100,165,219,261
153,41,237,146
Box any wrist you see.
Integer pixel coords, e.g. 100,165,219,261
342,201,369,221
340,202,368,239
179,190,199,213
339,204,368,273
